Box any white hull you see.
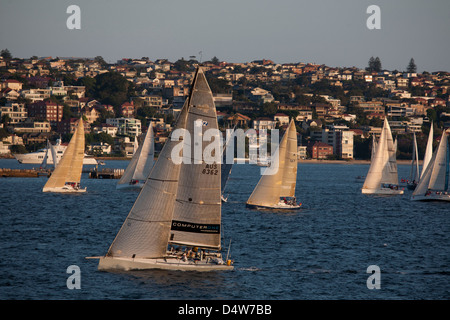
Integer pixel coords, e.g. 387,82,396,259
14,153,97,165
43,186,87,193
116,182,144,190
247,202,302,210
411,193,450,201
97,256,234,272
362,187,404,195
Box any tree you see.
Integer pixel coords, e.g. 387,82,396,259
1,48,12,60
211,56,220,65
366,56,382,72
407,58,417,73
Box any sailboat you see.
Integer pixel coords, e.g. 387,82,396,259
116,122,155,189
362,118,404,195
406,132,420,190
92,67,234,271
421,122,434,179
43,118,86,193
411,130,450,201
246,119,301,210
41,139,59,169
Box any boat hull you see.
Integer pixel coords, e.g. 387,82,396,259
14,153,97,165
97,256,234,272
411,193,450,202
43,186,87,193
246,203,302,210
362,188,404,195
116,182,144,190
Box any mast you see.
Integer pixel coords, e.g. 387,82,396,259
106,67,222,258
169,67,222,250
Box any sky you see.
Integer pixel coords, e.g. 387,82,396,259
1,0,449,72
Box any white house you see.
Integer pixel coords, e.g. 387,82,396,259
253,117,276,130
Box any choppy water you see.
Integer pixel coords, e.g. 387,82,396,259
0,159,448,300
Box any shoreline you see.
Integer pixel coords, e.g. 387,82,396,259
0,154,418,165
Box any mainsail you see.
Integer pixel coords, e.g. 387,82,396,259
362,118,399,191
105,67,222,259
247,119,297,207
413,131,449,196
43,118,85,191
408,132,420,182
117,122,155,186
421,122,434,178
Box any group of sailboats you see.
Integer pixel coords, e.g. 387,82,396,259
362,118,403,195
362,118,449,201
40,66,447,274
412,128,449,201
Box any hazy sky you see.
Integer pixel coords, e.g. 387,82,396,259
1,0,449,72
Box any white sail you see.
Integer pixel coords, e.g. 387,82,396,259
117,123,155,187
428,131,448,191
50,142,59,168
412,131,449,199
169,68,222,249
362,118,402,193
132,122,155,181
371,134,377,161
408,132,420,182
105,67,224,259
43,118,85,192
107,103,188,258
421,123,434,178
247,119,298,207
41,140,51,168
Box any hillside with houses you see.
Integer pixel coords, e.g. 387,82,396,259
1,51,449,160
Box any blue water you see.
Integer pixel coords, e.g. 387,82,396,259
0,159,448,300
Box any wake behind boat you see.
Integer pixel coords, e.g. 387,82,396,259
91,67,234,272
246,119,301,210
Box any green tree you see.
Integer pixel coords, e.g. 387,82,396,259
407,58,417,73
211,56,220,65
366,56,382,72
1,48,12,59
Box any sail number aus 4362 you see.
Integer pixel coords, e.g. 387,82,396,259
202,164,218,175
